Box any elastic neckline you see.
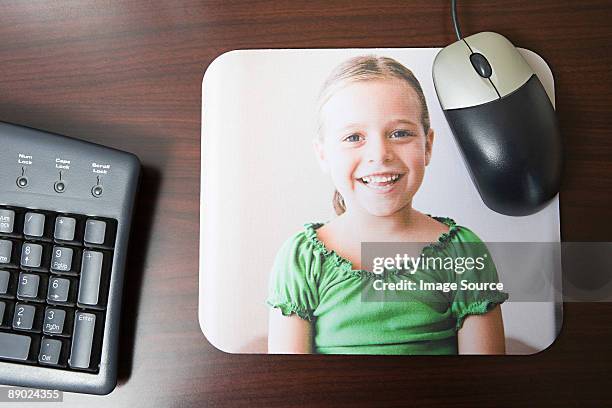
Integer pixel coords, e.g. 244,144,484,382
303,216,460,278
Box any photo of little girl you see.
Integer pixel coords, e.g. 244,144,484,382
266,55,509,355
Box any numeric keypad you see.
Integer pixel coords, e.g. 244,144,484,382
0,206,115,373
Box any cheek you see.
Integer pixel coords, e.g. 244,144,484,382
398,145,428,183
398,143,427,166
409,160,427,183
327,149,359,179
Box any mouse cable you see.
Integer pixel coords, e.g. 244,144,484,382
451,0,462,40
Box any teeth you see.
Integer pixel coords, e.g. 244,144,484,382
361,174,400,184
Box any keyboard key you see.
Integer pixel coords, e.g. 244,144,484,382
84,220,106,245
78,251,103,306
47,277,70,303
0,210,15,234
0,301,11,328
69,312,96,369
43,308,66,335
24,213,45,237
13,303,36,330
54,217,76,241
0,270,10,295
0,240,12,264
39,338,62,365
51,246,73,273
0,332,31,361
17,273,40,299
21,243,43,268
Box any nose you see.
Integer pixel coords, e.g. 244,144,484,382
366,136,394,163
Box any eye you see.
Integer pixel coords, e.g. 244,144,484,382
389,130,415,139
344,133,363,143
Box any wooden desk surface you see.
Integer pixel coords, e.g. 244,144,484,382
1,1,611,406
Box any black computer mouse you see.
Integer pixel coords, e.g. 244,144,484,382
432,31,562,216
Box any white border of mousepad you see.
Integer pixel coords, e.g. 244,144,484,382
199,48,561,354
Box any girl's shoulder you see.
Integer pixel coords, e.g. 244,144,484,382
277,223,324,252
273,223,328,265
426,215,487,250
274,222,356,274
268,225,327,321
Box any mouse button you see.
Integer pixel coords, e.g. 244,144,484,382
433,40,499,110
463,32,534,97
469,53,492,78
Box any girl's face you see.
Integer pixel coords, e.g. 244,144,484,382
315,78,434,217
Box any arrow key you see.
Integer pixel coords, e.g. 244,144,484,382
12,303,36,331
0,270,11,296
47,277,71,304
20,243,43,268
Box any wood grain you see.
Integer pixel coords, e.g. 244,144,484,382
0,1,611,406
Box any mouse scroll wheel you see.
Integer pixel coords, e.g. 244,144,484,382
469,53,493,78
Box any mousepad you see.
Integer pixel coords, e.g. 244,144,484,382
199,48,562,355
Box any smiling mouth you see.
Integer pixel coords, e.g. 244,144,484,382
357,173,404,190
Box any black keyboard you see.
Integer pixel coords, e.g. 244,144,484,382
0,122,140,394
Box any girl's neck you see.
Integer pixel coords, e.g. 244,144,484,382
338,204,419,239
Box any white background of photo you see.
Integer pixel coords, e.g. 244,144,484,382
200,48,562,354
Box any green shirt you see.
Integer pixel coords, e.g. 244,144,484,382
267,217,508,355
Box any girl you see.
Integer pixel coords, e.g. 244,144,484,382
267,55,508,355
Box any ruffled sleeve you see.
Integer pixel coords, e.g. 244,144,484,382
266,228,323,321
449,226,509,330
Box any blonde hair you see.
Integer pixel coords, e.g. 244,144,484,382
316,55,431,215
